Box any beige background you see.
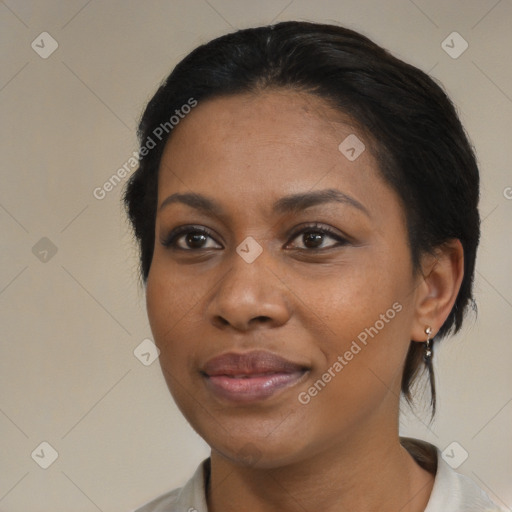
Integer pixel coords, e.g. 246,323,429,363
1,1,511,511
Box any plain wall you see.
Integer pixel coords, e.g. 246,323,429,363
0,1,511,510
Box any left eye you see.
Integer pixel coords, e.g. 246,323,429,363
286,225,347,250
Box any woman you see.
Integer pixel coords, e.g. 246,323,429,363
125,21,503,512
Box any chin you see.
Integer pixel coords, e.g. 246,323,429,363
202,424,314,470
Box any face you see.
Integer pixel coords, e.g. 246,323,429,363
146,90,424,468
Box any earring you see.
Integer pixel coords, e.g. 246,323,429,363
424,326,433,362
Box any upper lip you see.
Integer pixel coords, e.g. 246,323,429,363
202,350,309,377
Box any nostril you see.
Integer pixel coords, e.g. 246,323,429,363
253,316,271,323
212,315,273,330
216,316,230,326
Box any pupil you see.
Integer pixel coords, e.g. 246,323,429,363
304,232,323,247
188,233,206,247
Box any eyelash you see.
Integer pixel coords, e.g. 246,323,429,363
161,223,348,251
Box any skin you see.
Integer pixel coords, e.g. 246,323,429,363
145,89,464,512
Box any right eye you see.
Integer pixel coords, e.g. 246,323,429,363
161,226,223,251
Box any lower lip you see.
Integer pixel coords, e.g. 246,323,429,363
204,372,306,403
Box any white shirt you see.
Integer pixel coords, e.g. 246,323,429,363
132,447,506,511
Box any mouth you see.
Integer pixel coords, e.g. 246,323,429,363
201,350,310,403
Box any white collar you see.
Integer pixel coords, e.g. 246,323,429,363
133,445,505,511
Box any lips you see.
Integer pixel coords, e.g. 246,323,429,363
201,351,309,403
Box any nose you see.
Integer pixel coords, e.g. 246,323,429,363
207,251,291,332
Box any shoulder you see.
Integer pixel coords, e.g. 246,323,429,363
130,459,210,512
402,437,506,512
130,487,180,512
132,446,507,512
427,455,506,512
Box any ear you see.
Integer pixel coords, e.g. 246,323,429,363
410,239,464,342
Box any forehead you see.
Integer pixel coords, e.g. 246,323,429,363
162,89,362,164
155,89,397,222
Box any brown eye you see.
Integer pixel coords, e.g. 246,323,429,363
302,232,324,248
161,226,222,250
287,224,348,250
185,232,208,249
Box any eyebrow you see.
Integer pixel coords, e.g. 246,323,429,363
159,188,370,218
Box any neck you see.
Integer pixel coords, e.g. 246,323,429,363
207,419,435,512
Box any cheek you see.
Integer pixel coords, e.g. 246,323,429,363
296,254,413,402
146,266,170,339
145,262,194,357
145,266,202,410
301,252,408,338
